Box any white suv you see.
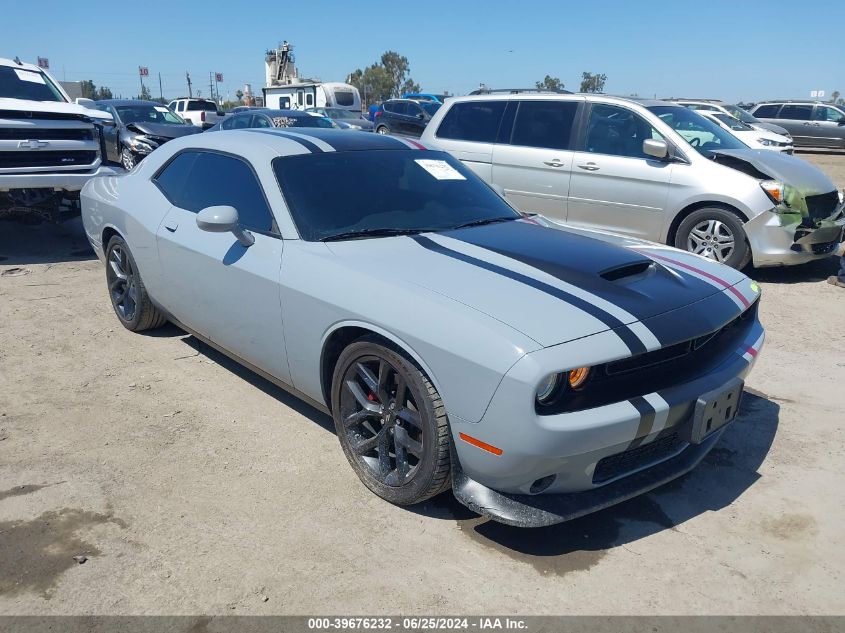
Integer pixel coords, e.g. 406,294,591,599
420,93,844,268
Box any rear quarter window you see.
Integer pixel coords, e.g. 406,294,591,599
435,100,507,143
779,105,813,120
752,104,780,118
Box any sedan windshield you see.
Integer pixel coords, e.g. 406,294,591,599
712,113,754,132
116,105,184,125
648,105,747,156
724,105,759,124
326,108,361,120
0,65,66,102
273,150,520,241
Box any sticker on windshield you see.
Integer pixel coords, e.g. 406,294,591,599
14,69,46,84
154,106,169,113
414,159,465,181
272,117,298,128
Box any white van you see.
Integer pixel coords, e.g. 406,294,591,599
421,93,844,268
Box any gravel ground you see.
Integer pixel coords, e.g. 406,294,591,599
0,153,843,615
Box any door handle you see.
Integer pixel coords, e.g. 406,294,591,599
164,220,178,232
543,159,565,168
577,162,600,171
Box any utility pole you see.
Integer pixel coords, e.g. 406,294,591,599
209,72,214,102
158,72,163,101
186,71,193,98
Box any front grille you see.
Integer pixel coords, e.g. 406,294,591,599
805,191,839,221
0,110,88,121
593,432,683,483
0,128,93,141
0,150,97,169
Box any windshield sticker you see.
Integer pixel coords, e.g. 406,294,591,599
272,117,299,128
14,69,46,84
154,106,169,113
414,159,465,181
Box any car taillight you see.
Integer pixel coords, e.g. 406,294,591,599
200,111,206,122
375,110,382,118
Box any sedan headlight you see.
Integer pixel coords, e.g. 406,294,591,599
128,136,156,153
535,367,592,407
760,179,785,204
757,138,775,147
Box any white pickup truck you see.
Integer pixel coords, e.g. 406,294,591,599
167,98,226,129
1,56,118,221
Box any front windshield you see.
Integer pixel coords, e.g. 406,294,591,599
326,108,360,120
273,149,520,241
724,105,759,124
0,65,66,102
712,113,754,132
421,102,441,116
116,105,184,125
648,105,748,156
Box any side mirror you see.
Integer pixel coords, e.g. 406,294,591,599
838,116,845,125
217,110,225,117
100,118,116,127
75,97,96,108
643,138,669,159
196,205,255,247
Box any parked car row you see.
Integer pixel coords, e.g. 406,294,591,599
750,101,845,149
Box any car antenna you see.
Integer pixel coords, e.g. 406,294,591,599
14,56,23,65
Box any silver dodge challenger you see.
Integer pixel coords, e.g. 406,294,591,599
81,129,765,527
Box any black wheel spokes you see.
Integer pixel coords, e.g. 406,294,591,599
108,247,136,320
341,356,424,487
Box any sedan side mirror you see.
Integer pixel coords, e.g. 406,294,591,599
100,118,116,127
643,138,669,159
196,205,255,247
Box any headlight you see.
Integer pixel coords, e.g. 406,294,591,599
535,367,592,407
128,137,156,153
760,179,785,204
757,138,774,146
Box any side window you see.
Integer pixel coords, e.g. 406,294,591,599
252,114,272,128
779,105,813,120
305,93,314,107
167,101,176,111
153,152,200,208
231,115,252,129
435,100,507,143
407,102,423,117
752,104,780,118
510,100,578,150
813,106,844,122
177,152,274,233
220,116,235,130
296,91,304,106
584,104,662,159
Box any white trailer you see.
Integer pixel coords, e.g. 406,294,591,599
262,82,361,113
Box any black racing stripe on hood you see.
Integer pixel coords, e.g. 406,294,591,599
246,128,325,153
443,220,741,344
411,235,646,355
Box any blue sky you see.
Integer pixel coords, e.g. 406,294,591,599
4,0,843,103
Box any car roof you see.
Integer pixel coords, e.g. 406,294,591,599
0,57,43,73
96,99,166,107
191,128,426,154
237,108,323,117
441,92,669,109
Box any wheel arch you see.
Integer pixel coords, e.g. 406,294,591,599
666,201,750,246
319,321,444,412
101,225,123,250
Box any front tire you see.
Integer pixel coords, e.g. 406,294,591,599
120,146,137,171
674,207,751,269
104,236,167,332
331,337,451,505
375,125,390,135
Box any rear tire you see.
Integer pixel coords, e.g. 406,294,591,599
104,236,167,332
331,337,451,506
674,207,751,269
376,125,390,135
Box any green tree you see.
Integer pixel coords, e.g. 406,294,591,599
400,78,421,95
580,72,607,93
137,84,152,101
348,50,419,105
831,90,840,104
380,51,410,97
535,75,564,91
94,86,113,100
80,80,97,99
235,89,244,102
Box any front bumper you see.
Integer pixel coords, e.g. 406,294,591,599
0,163,121,192
746,203,845,267
448,291,764,527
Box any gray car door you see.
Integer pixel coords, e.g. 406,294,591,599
153,150,291,383
490,99,580,223
811,105,845,149
566,103,672,241
776,104,815,146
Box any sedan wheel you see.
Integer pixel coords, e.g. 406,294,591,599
332,338,451,505
104,236,167,332
376,126,389,135
120,147,137,171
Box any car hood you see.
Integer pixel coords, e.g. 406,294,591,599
753,121,791,137
710,148,836,193
125,121,201,138
0,97,112,121
326,219,751,349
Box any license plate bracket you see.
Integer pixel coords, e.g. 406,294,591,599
691,378,744,444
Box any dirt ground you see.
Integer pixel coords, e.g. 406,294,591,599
1,152,843,616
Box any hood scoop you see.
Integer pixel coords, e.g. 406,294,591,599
600,260,654,282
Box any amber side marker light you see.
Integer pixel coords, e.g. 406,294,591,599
459,432,503,456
